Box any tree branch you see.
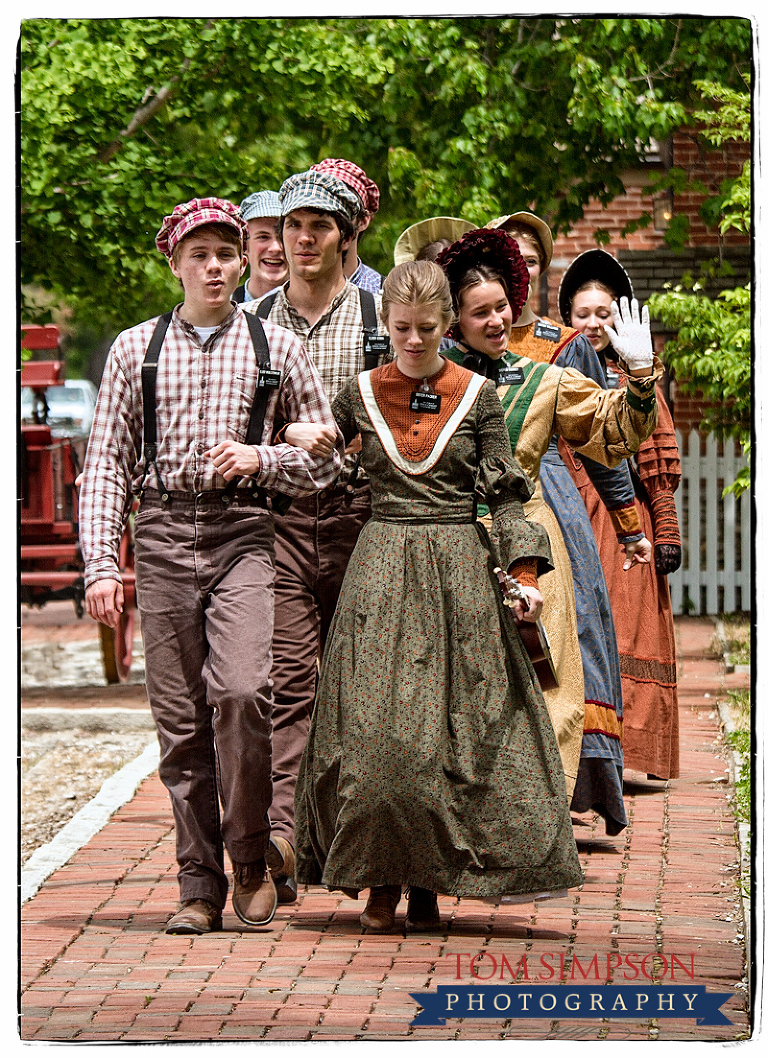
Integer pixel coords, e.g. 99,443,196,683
95,76,185,164
94,18,218,164
626,19,684,85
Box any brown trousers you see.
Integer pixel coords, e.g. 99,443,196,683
135,491,276,909
269,483,371,846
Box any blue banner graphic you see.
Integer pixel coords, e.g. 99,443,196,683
409,985,733,1026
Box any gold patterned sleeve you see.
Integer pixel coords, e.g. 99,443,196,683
553,356,663,466
475,381,554,575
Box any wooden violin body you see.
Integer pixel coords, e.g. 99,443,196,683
493,567,558,691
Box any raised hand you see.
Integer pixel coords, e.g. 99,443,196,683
605,297,653,373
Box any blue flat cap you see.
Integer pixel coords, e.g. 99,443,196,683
239,190,281,222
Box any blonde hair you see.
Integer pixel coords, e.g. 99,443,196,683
504,223,545,267
381,260,455,331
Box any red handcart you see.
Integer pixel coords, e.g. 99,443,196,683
20,325,137,683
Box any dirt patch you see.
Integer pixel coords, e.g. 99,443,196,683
21,729,157,863
21,602,155,864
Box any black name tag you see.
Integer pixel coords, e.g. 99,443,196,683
534,320,561,342
364,334,391,358
497,365,525,386
258,368,282,389
409,391,442,414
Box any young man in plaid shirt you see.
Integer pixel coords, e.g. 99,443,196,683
79,197,343,935
243,169,390,903
232,188,288,303
310,158,384,293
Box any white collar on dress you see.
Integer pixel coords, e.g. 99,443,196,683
357,370,486,476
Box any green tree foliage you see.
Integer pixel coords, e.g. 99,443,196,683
20,18,392,331
21,17,751,337
648,81,751,496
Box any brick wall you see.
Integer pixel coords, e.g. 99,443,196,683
536,128,751,429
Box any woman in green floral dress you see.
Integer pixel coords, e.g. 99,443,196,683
290,259,583,934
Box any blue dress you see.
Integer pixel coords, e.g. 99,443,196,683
539,332,638,835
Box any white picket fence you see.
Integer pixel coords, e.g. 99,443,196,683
668,430,751,615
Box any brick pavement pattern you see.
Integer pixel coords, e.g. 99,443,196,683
20,617,750,1042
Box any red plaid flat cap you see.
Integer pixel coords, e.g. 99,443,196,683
155,197,249,258
310,158,380,215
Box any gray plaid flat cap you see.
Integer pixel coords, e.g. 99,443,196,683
239,190,281,222
279,170,361,222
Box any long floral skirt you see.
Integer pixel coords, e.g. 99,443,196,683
294,519,584,898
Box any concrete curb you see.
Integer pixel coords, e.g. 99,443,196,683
21,738,159,904
713,620,751,958
22,707,154,732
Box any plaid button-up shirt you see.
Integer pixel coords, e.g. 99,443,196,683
245,280,390,482
350,260,383,293
79,304,343,587
244,280,387,404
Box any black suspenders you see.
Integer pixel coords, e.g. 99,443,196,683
359,288,389,371
254,286,390,495
254,287,388,370
239,311,275,452
139,312,173,501
253,291,278,321
138,311,291,512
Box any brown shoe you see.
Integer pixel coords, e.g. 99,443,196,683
405,887,440,932
232,859,277,926
360,885,401,933
266,836,298,905
165,899,222,935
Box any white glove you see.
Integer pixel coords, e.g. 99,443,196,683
605,297,653,371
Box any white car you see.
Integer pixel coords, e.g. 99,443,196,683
21,378,98,439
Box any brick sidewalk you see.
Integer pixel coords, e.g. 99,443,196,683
20,616,751,1043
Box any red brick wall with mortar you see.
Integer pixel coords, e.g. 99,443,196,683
534,130,751,432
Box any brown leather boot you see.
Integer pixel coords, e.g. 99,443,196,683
405,887,440,932
266,836,298,905
165,899,222,935
232,859,277,926
360,885,401,933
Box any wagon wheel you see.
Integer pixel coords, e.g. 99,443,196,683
99,610,135,684
99,515,136,684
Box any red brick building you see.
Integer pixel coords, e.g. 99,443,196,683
537,128,751,432
530,126,751,614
